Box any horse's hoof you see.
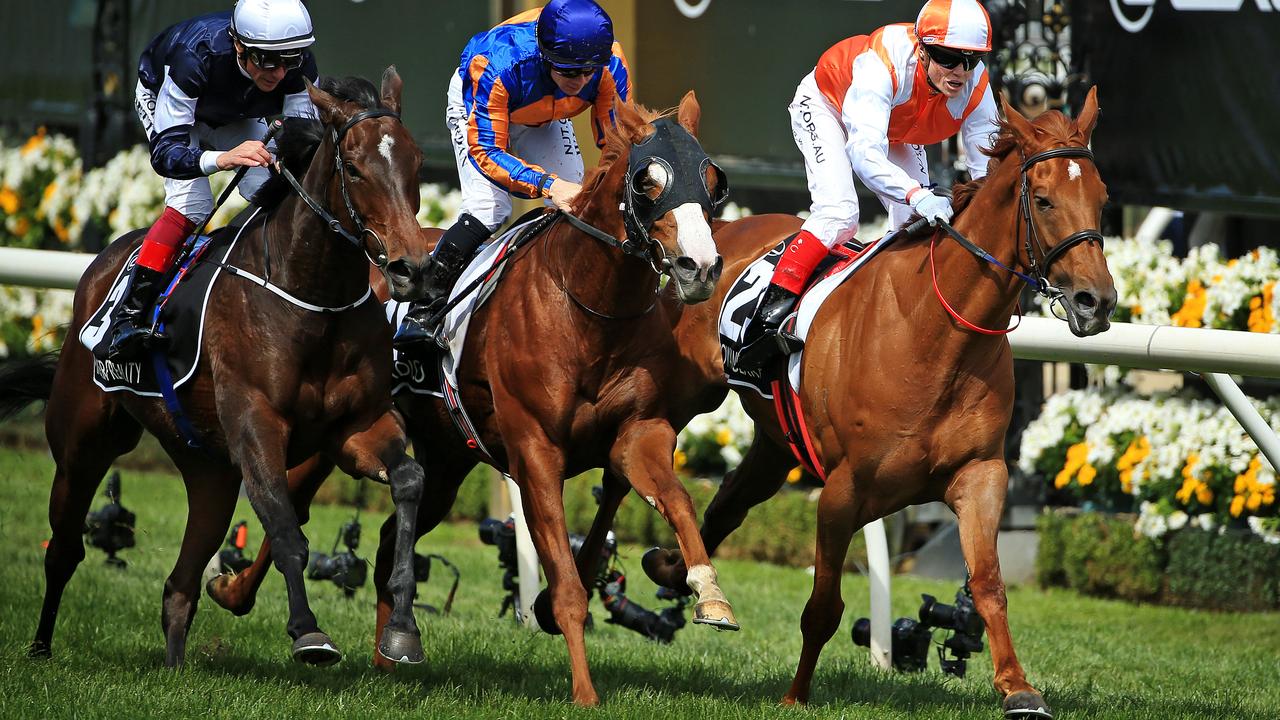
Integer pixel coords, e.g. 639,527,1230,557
692,599,740,631
641,547,692,596
28,641,51,659
292,632,342,667
1004,690,1052,719
533,588,562,635
377,627,424,665
206,574,254,617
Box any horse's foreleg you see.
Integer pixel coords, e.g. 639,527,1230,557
947,460,1051,720
233,415,336,665
644,433,793,593
612,419,738,631
328,412,424,665
163,465,239,667
206,455,334,616
572,469,628,589
783,465,861,706
509,441,598,706
371,442,474,671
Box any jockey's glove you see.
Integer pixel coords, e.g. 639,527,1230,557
909,191,954,226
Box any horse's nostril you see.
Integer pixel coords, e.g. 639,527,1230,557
710,256,724,281
675,256,698,272
385,259,414,284
1074,291,1098,310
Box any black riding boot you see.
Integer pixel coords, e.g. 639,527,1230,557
394,213,492,348
95,265,166,362
734,284,802,371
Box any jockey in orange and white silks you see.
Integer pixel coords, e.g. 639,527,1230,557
737,0,999,369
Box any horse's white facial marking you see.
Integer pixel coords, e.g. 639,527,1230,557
1067,160,1081,181
672,203,718,273
378,134,395,163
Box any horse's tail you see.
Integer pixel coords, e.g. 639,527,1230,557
0,352,59,421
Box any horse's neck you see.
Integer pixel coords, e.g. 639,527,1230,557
551,192,660,320
925,168,1026,334
246,140,369,306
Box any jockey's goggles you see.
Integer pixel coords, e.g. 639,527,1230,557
547,63,599,79
924,44,984,71
245,48,304,71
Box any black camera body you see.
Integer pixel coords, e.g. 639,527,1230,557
598,568,686,643
84,471,135,567
307,520,367,596
852,585,986,677
478,516,521,617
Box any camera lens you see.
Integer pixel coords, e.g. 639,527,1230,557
851,617,872,647
478,518,503,545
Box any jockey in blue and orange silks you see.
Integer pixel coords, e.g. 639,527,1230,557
97,0,320,363
395,0,632,346
737,0,1000,370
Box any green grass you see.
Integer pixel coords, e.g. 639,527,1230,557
0,445,1276,719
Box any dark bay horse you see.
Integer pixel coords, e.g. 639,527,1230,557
0,70,433,669
642,89,1114,718
207,92,733,706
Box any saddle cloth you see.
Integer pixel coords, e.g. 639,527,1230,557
718,234,882,400
386,213,548,398
78,219,255,397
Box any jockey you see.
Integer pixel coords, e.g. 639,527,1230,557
394,0,632,347
737,0,999,370
96,0,319,363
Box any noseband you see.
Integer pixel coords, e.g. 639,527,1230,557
1018,146,1105,293
279,108,402,268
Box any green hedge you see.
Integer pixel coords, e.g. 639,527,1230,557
1037,509,1280,611
316,466,866,570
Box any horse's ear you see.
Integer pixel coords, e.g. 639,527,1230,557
306,79,347,126
1072,86,1100,145
999,93,1036,146
380,66,403,115
614,99,647,144
676,90,701,137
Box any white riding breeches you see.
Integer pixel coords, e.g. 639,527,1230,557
788,71,929,247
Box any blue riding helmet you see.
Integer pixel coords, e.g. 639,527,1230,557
536,0,614,69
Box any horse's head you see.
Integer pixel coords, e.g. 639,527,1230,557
577,92,726,304
1001,86,1116,336
307,67,428,302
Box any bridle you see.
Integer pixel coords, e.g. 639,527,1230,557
278,108,402,269
1016,146,1105,299
929,144,1105,334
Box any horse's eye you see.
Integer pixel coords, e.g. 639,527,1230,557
344,161,361,179
1035,195,1053,211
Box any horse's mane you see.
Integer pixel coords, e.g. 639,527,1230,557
250,76,387,211
570,102,667,216
908,109,1077,239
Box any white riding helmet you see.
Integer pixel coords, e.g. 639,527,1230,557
231,0,315,51
914,0,992,52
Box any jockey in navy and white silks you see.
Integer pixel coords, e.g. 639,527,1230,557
394,0,632,347
97,0,319,363
736,0,1000,371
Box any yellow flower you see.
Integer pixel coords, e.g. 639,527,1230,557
1231,494,1246,517
1130,303,1143,316
29,314,44,347
1247,282,1275,333
672,449,686,472
1078,463,1097,486
715,428,732,447
42,181,58,205
786,466,803,484
53,217,70,243
1055,441,1091,489
0,186,20,215
1171,280,1206,328
12,217,30,236
20,126,47,156
1116,436,1150,494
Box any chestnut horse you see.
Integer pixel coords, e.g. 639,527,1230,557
0,71,433,669
207,92,733,705
641,89,1114,718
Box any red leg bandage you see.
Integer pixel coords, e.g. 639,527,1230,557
136,207,197,272
770,230,829,294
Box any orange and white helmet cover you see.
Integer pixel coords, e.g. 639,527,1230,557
914,0,992,53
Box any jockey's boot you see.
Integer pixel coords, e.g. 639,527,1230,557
735,229,828,372
96,265,166,362
394,213,492,348
95,207,195,362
